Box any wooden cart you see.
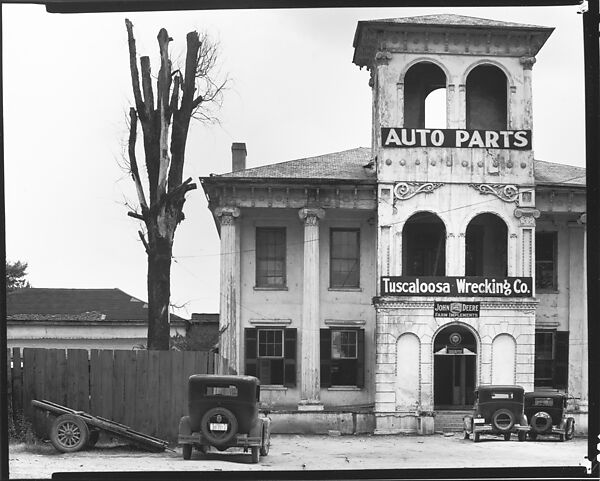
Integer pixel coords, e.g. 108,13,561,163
31,399,169,453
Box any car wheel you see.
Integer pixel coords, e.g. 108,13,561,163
528,432,538,441
473,433,480,443
559,434,565,442
200,407,238,445
531,412,552,434
183,444,192,460
50,414,90,453
492,409,515,432
503,433,511,441
251,446,260,463
518,431,527,442
565,418,575,440
463,431,470,440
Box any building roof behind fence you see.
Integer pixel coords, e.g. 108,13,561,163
6,288,186,323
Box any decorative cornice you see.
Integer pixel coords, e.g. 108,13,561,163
469,184,519,203
373,298,539,310
324,319,366,327
249,319,292,326
394,182,444,201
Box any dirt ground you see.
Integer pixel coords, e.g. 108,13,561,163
9,433,589,479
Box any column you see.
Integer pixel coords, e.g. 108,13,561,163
215,206,241,375
519,57,536,130
298,207,325,410
514,207,540,283
568,218,588,408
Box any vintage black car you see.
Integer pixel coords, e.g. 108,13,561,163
178,374,271,463
524,391,575,441
463,385,529,442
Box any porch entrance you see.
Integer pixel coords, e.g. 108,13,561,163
433,324,477,409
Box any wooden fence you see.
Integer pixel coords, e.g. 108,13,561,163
7,347,216,441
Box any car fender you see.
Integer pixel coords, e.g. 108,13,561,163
179,416,192,436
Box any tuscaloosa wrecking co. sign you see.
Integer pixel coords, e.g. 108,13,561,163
380,276,533,297
381,128,532,150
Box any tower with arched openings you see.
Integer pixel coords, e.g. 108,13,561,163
353,14,562,434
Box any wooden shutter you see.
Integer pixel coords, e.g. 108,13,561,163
320,329,332,388
245,328,258,378
283,328,297,387
554,331,569,389
356,329,365,388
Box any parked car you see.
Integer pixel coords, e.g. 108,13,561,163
463,385,529,442
178,374,271,463
524,391,575,441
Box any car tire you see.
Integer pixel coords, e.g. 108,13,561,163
183,444,192,460
503,433,511,441
463,431,470,440
50,414,90,453
473,433,480,443
565,418,575,440
251,446,260,464
492,409,515,432
260,427,270,456
518,431,526,442
531,412,552,434
200,407,238,446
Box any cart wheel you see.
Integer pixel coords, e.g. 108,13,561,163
182,444,192,460
50,414,90,453
251,446,260,464
87,429,100,448
504,433,511,441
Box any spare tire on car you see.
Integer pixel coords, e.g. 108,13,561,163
200,407,238,445
492,408,515,432
531,411,552,434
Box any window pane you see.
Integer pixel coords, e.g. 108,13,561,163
256,228,286,287
330,229,360,288
331,330,357,359
535,233,556,289
258,329,283,357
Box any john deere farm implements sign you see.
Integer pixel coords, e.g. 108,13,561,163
380,276,533,297
381,128,532,150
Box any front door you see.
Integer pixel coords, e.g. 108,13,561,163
433,324,478,409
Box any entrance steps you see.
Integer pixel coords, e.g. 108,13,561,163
434,410,471,433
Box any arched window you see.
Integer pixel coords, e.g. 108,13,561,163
465,213,507,276
466,65,508,130
404,62,447,128
403,212,446,276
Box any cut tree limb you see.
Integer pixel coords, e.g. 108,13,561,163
128,108,149,212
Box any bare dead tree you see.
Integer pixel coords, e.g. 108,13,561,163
125,19,226,350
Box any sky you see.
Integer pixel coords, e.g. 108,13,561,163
3,3,586,318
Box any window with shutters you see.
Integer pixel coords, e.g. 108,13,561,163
534,330,568,390
330,229,360,288
320,328,365,388
244,327,296,386
255,227,286,288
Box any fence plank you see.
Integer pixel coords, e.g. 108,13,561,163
90,350,101,414
170,351,184,441
146,351,159,437
134,350,148,432
45,349,58,405
112,351,126,424
157,351,173,439
22,349,35,423
100,350,114,419
123,350,137,429
56,349,67,406
67,349,89,412
12,348,23,417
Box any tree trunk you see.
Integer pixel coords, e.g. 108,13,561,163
146,232,173,350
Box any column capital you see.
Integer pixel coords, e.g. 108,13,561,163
374,50,393,66
519,56,537,70
298,208,325,225
215,206,241,225
514,207,540,227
